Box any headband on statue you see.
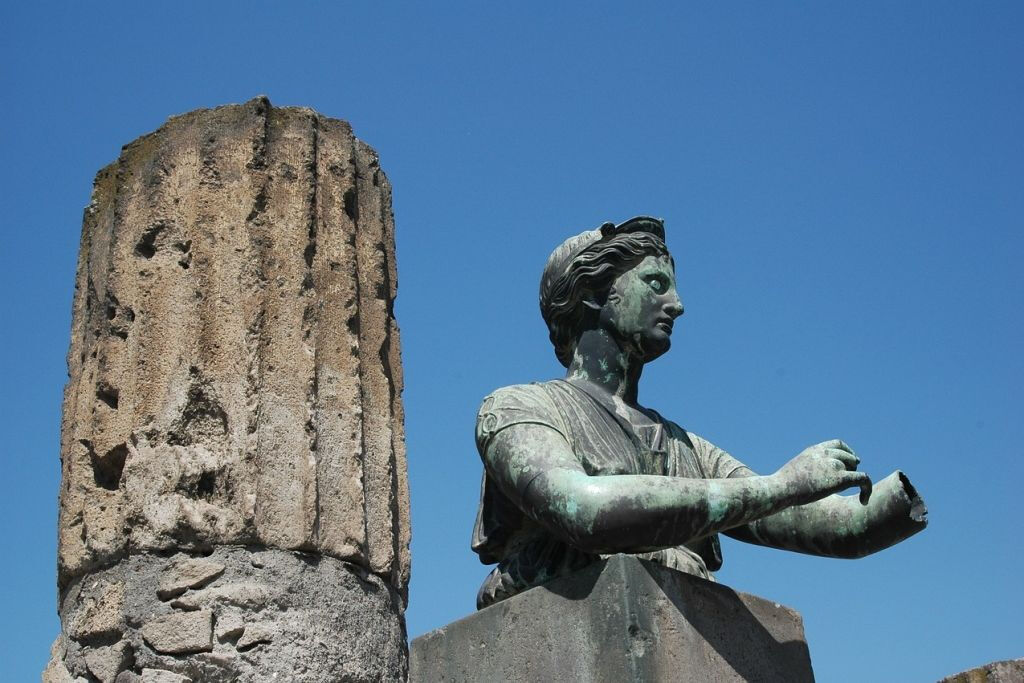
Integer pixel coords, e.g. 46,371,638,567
542,215,666,289
597,216,665,242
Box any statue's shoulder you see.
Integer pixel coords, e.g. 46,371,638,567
476,381,568,455
479,381,560,412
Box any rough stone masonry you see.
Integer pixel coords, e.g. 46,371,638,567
44,97,410,682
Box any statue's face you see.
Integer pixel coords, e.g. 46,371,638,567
598,254,683,362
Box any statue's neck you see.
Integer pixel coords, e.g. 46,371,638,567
566,328,643,405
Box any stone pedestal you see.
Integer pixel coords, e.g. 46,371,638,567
411,555,814,682
47,97,410,682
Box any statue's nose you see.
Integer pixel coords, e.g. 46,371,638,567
665,296,684,319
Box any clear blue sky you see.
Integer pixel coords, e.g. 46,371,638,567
3,3,1021,681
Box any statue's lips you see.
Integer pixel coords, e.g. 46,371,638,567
656,319,674,334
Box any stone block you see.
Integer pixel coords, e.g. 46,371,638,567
67,582,124,642
236,622,276,650
213,610,244,642
940,658,1024,682
42,636,75,683
157,558,225,600
141,610,213,654
140,671,191,683
85,639,134,681
411,555,814,682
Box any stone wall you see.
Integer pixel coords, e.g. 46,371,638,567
46,97,410,682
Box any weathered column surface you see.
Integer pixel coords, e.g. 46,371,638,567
45,97,410,682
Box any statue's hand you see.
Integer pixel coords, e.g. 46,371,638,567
776,439,872,506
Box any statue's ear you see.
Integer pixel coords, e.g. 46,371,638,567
582,285,615,311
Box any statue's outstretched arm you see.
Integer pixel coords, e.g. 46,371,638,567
724,470,928,558
485,424,871,555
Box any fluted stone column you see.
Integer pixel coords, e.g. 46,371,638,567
45,97,410,682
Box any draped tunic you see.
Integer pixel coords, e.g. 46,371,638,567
472,379,753,608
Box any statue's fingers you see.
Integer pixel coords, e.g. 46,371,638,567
845,471,872,504
827,448,860,470
819,439,855,455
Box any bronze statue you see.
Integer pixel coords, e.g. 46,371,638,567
472,216,927,608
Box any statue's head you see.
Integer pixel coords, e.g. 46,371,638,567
540,216,681,367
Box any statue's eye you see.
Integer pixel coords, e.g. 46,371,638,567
648,278,665,293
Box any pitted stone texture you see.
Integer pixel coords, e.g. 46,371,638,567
57,96,409,592
411,555,814,683
54,546,406,682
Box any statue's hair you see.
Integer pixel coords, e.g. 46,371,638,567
540,228,670,367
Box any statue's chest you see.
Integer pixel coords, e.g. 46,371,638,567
569,408,700,479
